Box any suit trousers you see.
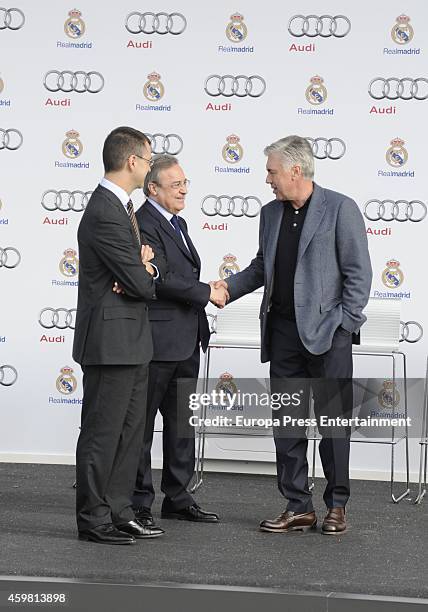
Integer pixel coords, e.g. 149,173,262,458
76,363,148,531
268,312,353,513
133,345,200,511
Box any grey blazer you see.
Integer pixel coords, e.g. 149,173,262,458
226,183,372,361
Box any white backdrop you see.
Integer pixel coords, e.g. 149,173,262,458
0,0,427,482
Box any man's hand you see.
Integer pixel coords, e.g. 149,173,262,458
141,244,155,276
212,279,229,291
209,281,229,308
113,281,125,295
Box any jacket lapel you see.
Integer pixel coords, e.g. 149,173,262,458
144,201,197,265
297,183,326,263
97,185,140,247
178,217,199,268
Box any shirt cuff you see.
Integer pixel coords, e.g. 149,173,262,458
151,263,159,280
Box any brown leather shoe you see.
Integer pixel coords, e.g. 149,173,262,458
321,507,347,535
259,510,317,533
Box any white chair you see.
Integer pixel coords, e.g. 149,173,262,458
192,296,411,503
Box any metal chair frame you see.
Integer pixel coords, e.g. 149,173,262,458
414,356,428,504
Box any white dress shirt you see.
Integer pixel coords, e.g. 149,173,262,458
147,197,190,251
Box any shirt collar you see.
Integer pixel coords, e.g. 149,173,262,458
100,177,130,209
148,197,175,222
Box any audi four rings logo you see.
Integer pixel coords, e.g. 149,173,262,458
125,12,186,35
288,15,351,38
306,137,346,160
39,308,77,330
368,78,428,100
0,365,18,386
146,133,183,155
0,128,23,150
365,200,427,222
400,321,423,343
0,247,21,268
0,7,24,30
204,75,266,98
201,196,262,218
41,190,92,212
44,71,104,94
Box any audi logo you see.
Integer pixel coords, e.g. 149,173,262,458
400,321,423,343
0,247,21,268
204,75,266,98
368,77,428,101
306,137,346,160
201,196,262,218
146,133,183,155
288,14,351,38
0,365,18,386
0,7,24,30
39,307,77,330
364,200,427,223
125,12,186,35
44,70,104,94
0,128,23,150
42,190,92,212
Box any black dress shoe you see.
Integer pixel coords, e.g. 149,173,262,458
133,506,154,527
161,504,219,523
115,519,164,538
78,523,136,545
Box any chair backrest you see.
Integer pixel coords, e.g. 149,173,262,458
355,297,401,353
211,291,262,347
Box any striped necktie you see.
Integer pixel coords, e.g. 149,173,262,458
127,200,141,245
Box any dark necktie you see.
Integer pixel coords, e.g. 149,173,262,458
170,214,189,251
127,200,141,246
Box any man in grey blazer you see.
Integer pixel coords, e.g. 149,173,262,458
214,135,372,534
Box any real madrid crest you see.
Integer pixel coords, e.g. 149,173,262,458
215,372,238,399
386,137,408,167
62,129,83,159
305,75,327,105
382,259,404,289
143,72,165,102
0,76,4,95
391,14,413,45
377,380,400,410
56,366,77,395
226,13,247,43
222,134,243,164
219,253,240,279
64,9,85,39
60,248,79,277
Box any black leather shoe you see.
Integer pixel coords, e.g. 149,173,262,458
115,519,164,538
133,506,154,527
161,504,219,523
78,523,136,545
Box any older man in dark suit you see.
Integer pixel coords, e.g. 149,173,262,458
73,126,165,544
131,154,225,525
214,135,372,535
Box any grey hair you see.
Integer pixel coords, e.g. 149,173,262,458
264,135,314,179
143,154,179,196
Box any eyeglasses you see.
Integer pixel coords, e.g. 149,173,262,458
159,179,191,190
134,153,154,167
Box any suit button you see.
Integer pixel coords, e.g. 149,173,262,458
192,267,198,273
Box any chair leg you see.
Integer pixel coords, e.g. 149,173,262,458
391,352,411,503
414,356,428,504
190,346,211,493
309,437,317,491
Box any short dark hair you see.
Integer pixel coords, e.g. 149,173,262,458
102,126,150,173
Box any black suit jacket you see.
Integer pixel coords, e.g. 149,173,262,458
72,185,162,366
136,200,210,361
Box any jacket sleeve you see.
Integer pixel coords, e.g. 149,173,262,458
93,212,156,301
141,225,211,308
336,198,372,332
226,207,265,302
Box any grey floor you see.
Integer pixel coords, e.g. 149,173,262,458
0,464,426,599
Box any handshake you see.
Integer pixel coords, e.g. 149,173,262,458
209,279,229,309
